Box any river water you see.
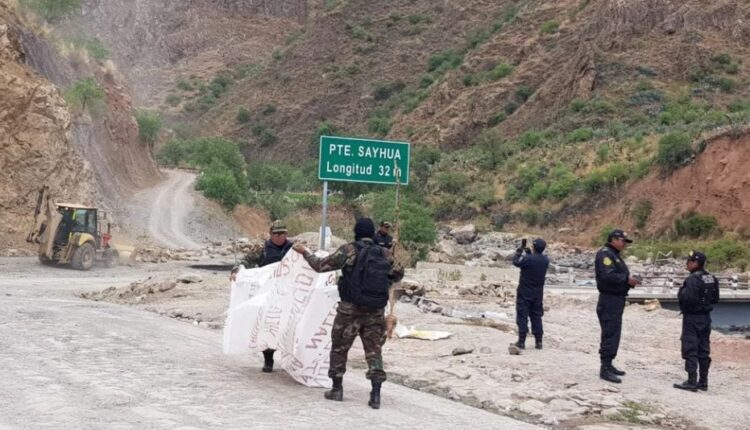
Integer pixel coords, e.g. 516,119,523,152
662,302,750,333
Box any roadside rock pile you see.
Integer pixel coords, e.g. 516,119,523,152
132,239,264,263
458,283,515,300
81,278,178,302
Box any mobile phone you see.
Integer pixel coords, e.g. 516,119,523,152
521,238,527,248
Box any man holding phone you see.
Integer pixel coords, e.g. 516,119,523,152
512,238,550,350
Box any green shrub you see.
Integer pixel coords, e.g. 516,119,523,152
351,25,371,40
427,50,463,73
236,107,251,124
476,129,515,169
595,145,610,164
488,112,507,126
64,78,104,112
486,63,513,81
566,127,594,142
547,167,577,199
583,164,629,194
516,85,533,101
527,182,548,202
656,133,692,172
467,29,491,49
197,163,243,208
20,0,80,21
436,171,469,193
373,81,405,100
505,184,521,202
176,79,193,91
165,94,182,107
463,74,480,87
312,120,339,147
419,74,435,88
407,14,429,25
570,98,587,112
705,237,750,270
261,104,277,115
372,191,436,245
518,131,547,149
522,208,540,226
368,117,390,136
675,213,718,238
540,20,560,34
504,101,519,115
590,98,616,114
632,200,653,229
255,127,278,147
135,110,162,145
468,186,496,209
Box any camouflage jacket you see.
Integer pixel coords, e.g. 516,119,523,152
302,238,404,282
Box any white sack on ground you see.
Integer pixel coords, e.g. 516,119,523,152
223,251,339,388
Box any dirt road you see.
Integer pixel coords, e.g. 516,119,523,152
0,257,540,429
121,169,243,250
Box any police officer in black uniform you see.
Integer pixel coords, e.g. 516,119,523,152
674,250,720,392
374,221,393,249
512,238,550,350
595,229,641,383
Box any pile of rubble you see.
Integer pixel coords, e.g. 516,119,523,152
131,239,264,263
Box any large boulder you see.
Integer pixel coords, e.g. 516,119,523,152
450,224,477,244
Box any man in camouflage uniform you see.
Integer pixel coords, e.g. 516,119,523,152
292,217,403,409
230,220,293,372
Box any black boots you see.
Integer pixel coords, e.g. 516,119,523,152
514,334,527,349
600,362,622,383
368,382,382,409
609,364,626,376
698,358,710,391
262,350,274,373
534,336,542,350
325,376,344,401
673,372,699,392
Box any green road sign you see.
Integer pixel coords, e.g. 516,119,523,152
318,136,410,185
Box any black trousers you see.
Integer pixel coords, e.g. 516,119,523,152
516,289,544,338
681,313,711,374
597,294,626,363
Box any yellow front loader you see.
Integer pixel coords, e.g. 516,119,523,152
26,186,118,270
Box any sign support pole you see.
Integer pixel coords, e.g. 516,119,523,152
320,180,329,250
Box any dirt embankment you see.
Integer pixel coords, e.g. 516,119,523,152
0,4,96,250
0,4,161,250
576,129,750,238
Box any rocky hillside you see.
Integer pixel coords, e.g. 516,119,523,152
0,2,160,250
23,0,750,245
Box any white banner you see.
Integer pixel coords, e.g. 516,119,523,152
223,250,340,388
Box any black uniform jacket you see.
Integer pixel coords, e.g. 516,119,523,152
679,270,720,315
512,251,550,296
594,244,631,296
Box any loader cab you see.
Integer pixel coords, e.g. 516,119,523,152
56,204,100,246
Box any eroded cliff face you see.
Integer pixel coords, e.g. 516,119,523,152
72,0,306,105
0,3,161,250
0,5,96,249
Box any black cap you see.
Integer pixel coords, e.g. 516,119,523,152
532,238,546,253
607,229,633,243
687,250,707,265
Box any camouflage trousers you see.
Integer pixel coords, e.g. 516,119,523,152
328,301,387,383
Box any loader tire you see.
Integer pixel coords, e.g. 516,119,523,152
72,243,95,270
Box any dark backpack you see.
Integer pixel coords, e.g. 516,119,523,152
348,241,392,309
